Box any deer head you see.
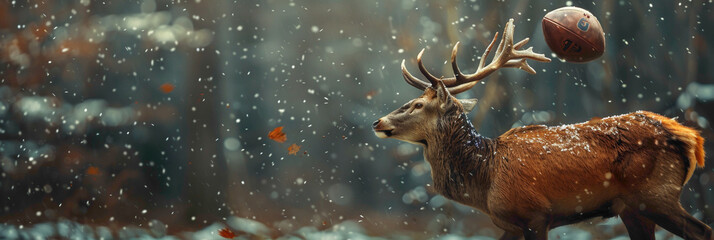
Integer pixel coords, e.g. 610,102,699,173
373,19,551,144
372,80,478,145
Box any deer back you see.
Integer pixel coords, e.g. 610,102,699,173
488,111,704,214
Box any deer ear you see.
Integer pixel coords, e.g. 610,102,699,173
434,81,452,106
458,98,478,113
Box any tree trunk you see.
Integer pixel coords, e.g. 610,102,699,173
183,0,227,224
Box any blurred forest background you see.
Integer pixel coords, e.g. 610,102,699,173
0,0,713,239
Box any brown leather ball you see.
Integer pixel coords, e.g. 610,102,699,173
542,7,605,63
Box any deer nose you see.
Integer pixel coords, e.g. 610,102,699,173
372,119,381,128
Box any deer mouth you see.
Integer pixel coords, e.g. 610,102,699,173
374,129,394,138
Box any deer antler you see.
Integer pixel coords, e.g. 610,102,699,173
401,18,551,95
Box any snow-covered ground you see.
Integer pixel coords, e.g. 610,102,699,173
0,216,686,240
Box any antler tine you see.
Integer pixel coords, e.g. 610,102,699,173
493,19,515,65
416,49,441,86
447,29,528,94
400,19,550,95
505,20,550,62
479,32,500,70
446,42,465,86
401,59,431,90
444,40,490,95
446,80,479,95
442,32,500,87
504,58,536,74
512,45,552,62
513,38,529,50
440,18,551,94
493,29,508,62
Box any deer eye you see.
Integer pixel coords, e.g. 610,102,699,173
414,103,424,109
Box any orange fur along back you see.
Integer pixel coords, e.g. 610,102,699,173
643,111,705,183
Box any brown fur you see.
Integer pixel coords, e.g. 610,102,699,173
378,104,711,239
453,111,710,239
644,112,705,182
486,111,706,231
425,110,496,211
379,20,713,238
375,84,711,239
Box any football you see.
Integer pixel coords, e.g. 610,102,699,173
542,7,605,62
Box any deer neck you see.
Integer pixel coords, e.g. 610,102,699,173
423,112,494,211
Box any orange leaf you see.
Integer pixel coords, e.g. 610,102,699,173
365,90,377,100
218,227,237,239
86,166,100,176
288,144,300,155
268,127,287,143
159,83,175,93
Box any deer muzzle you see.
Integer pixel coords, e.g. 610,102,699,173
372,118,393,138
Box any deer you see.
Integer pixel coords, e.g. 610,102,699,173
373,19,711,240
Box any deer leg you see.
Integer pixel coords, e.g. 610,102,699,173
522,228,547,240
628,191,713,240
620,207,655,240
639,203,712,240
522,217,549,240
499,231,523,240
